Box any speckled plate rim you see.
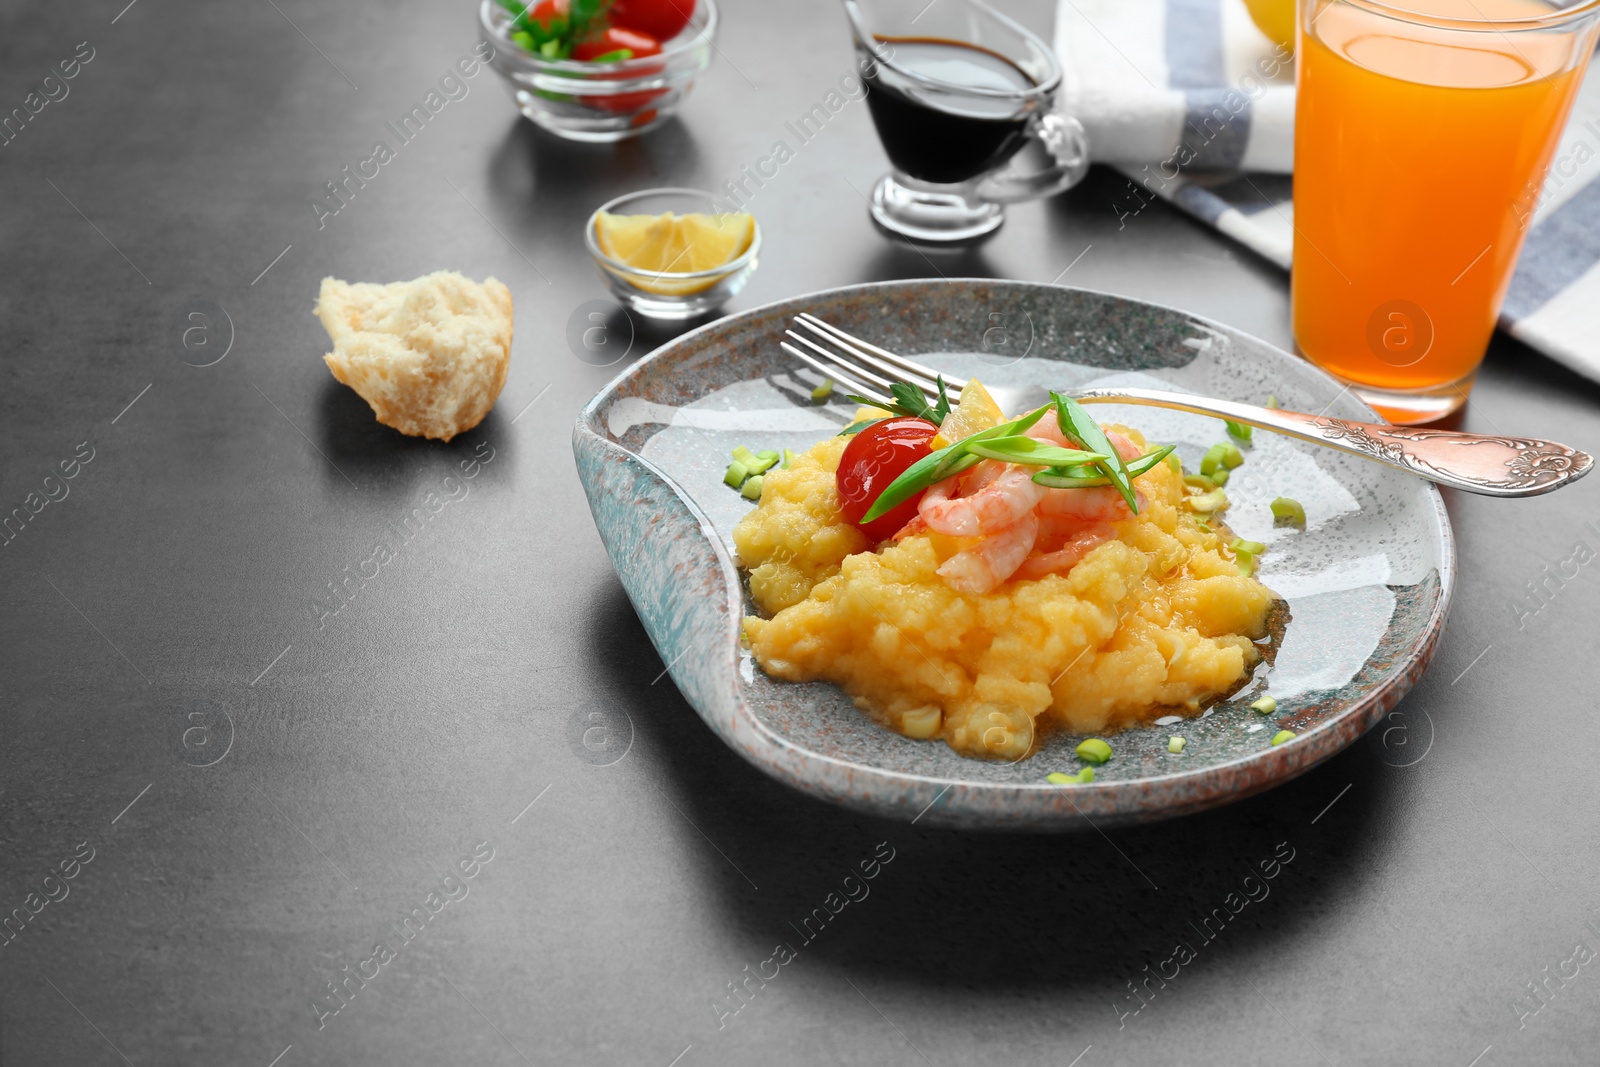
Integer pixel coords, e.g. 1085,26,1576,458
573,280,1456,831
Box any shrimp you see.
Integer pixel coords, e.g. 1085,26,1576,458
937,511,1038,595
919,462,1046,537
1013,521,1115,582
1035,483,1141,523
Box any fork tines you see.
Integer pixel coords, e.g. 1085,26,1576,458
780,313,969,410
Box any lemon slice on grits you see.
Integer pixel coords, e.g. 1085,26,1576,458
595,211,755,294
930,378,1005,449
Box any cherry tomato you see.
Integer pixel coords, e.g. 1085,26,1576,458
572,25,663,60
609,0,697,41
836,417,938,542
574,25,665,112
526,0,567,29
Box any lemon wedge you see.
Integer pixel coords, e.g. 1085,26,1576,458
595,211,755,294
930,378,1004,449
1241,0,1295,52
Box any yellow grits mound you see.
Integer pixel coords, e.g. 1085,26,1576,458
734,426,1276,760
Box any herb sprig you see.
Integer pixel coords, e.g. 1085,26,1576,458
843,377,952,426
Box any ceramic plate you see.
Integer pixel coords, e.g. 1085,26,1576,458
573,280,1454,831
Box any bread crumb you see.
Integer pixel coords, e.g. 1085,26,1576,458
315,271,513,442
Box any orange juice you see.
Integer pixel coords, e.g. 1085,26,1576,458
1292,0,1594,421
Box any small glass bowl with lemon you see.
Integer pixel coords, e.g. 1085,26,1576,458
586,188,759,319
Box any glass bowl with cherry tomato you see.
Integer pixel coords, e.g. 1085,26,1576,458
479,0,716,142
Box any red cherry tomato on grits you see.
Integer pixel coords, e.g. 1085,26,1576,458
837,417,938,542
572,26,663,61
609,0,697,41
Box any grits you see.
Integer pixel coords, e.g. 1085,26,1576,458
734,425,1276,760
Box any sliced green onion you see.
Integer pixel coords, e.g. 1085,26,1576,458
859,405,1050,523
964,435,1107,468
1225,419,1253,443
740,475,764,500
781,449,797,469
750,450,780,475
1168,736,1186,754
1209,469,1230,488
1077,767,1095,783
1251,695,1278,714
1271,729,1295,745
723,461,749,489
1184,474,1216,491
1266,394,1280,409
811,381,834,404
1186,488,1229,513
1032,445,1174,489
1075,737,1113,764
1200,442,1244,476
1164,451,1183,476
1052,392,1137,513
1231,538,1267,556
1234,548,1257,575
1046,771,1076,785
1271,496,1306,528
587,47,635,62
732,445,758,467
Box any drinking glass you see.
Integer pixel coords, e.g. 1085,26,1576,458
1293,0,1600,423
842,0,1089,243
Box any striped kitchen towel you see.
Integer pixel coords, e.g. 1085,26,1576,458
1054,0,1600,383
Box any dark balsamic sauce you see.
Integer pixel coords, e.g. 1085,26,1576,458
862,36,1038,186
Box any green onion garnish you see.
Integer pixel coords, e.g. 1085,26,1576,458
1209,468,1230,488
1168,736,1186,754
781,449,796,469
723,461,749,489
1075,738,1113,764
732,445,757,466
1200,442,1244,477
1271,729,1295,745
964,436,1107,468
1046,771,1075,785
1231,538,1266,556
858,404,1051,523
811,381,834,404
1266,394,1280,409
1052,392,1137,513
1186,488,1228,513
740,475,764,501
1271,496,1306,528
1251,696,1278,714
1164,451,1183,476
1225,419,1253,443
1077,767,1095,783
1031,445,1173,489
1184,474,1216,490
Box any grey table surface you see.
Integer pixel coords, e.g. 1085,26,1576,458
4,1,1600,1065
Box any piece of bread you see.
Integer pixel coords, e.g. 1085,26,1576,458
315,271,513,442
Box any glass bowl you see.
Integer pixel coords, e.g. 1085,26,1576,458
478,0,718,142
585,188,761,320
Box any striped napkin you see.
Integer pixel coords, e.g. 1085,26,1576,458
1053,0,1600,383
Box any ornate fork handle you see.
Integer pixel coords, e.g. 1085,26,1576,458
1071,387,1592,497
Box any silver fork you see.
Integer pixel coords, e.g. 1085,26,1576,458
779,312,1592,498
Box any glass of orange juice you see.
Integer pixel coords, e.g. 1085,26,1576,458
1293,0,1600,423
